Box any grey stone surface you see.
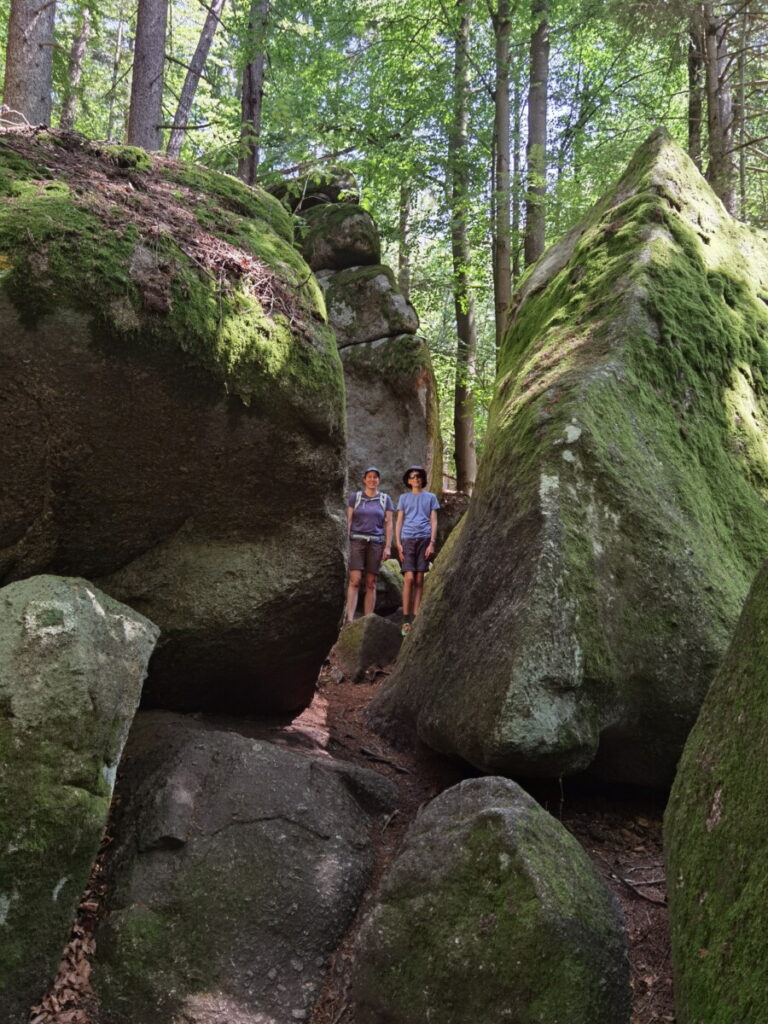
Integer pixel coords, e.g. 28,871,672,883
0,575,158,1023
331,615,402,682
93,712,397,1024
301,204,381,271
318,266,419,348
353,777,630,1024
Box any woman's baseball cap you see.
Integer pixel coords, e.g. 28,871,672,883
363,466,381,477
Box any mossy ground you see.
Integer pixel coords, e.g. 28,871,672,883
0,129,343,419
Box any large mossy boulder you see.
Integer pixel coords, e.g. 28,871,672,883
0,575,157,1023
368,128,768,786
318,264,419,347
300,202,381,271
665,559,768,1024
0,128,347,715
93,712,397,1024
342,334,442,496
352,777,630,1024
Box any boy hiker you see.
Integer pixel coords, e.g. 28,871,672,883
395,465,440,637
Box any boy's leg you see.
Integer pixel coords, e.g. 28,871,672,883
402,571,415,616
413,571,426,615
345,569,362,623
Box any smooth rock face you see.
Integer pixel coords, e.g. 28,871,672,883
0,130,347,715
665,559,768,1024
93,712,397,1024
318,265,419,348
301,203,381,271
332,614,402,682
352,777,630,1024
0,575,158,1023
369,129,768,785
342,335,442,496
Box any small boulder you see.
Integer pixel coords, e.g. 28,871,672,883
268,166,360,212
318,266,419,348
300,203,381,271
376,559,404,616
92,712,397,1024
665,559,768,1024
332,615,402,682
0,575,158,1023
352,777,630,1024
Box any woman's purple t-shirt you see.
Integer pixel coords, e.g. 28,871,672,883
347,492,394,537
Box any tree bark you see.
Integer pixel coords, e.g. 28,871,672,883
2,0,57,125
492,0,512,353
107,6,125,140
687,20,704,170
524,0,549,267
511,72,522,284
699,1,736,213
238,0,270,185
397,182,412,302
60,6,91,130
127,0,168,151
166,0,226,157
449,0,477,495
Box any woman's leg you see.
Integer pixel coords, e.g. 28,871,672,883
363,572,378,615
345,569,362,623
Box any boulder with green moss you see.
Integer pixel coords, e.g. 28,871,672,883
343,335,442,496
300,202,381,271
0,128,346,715
0,574,157,1023
93,712,397,1024
318,265,419,348
267,165,359,212
368,128,768,786
352,777,630,1024
331,614,402,681
665,559,768,1024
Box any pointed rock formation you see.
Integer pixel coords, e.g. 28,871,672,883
369,128,768,786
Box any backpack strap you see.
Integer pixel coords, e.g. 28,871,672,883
353,490,363,510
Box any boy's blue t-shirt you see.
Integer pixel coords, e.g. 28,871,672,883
397,490,440,539
347,491,394,537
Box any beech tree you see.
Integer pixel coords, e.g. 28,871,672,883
2,0,57,124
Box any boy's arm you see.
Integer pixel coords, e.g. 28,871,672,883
425,508,438,560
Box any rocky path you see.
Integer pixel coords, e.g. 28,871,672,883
31,657,674,1024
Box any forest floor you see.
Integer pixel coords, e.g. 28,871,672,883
31,656,675,1024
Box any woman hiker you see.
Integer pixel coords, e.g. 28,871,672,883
345,466,394,623
395,465,440,636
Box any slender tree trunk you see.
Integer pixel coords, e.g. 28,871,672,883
166,0,226,157
449,0,477,495
735,2,748,213
127,0,168,151
687,20,704,170
238,0,270,185
397,183,412,302
511,72,522,284
492,0,512,353
699,1,736,213
2,0,57,125
60,6,90,129
107,7,125,140
524,0,549,267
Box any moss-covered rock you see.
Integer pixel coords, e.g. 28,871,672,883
267,165,359,212
0,575,157,1022
331,614,402,681
368,128,768,786
0,128,347,714
665,558,768,1024
319,264,419,348
342,334,441,496
93,712,397,1024
299,202,381,271
352,777,630,1024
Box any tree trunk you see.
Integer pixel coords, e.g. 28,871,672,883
492,0,512,353
60,6,91,130
511,72,522,284
524,0,549,267
397,182,412,302
687,20,704,170
166,0,226,157
107,7,125,140
127,0,168,151
238,0,270,185
2,0,57,125
449,0,477,495
699,1,736,214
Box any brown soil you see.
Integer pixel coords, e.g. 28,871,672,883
30,656,674,1024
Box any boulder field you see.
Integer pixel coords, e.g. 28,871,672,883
0,128,346,715
369,128,768,786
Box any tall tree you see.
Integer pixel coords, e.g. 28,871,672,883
60,5,91,129
238,0,270,184
492,0,512,351
449,0,478,494
699,0,736,213
2,0,57,124
127,0,168,150
524,0,549,266
166,0,227,157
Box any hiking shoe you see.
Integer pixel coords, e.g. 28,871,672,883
400,622,411,637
